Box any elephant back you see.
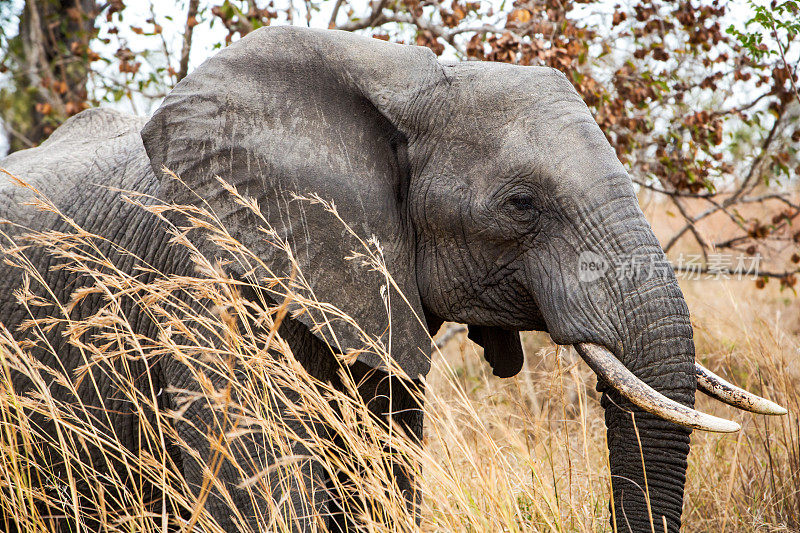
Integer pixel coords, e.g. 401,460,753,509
1,109,150,224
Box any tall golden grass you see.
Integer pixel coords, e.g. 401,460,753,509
0,173,796,532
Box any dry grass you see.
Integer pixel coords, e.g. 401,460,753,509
0,175,796,532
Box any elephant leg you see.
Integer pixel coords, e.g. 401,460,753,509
163,287,427,531
261,388,334,533
267,433,332,532
168,380,334,533
326,362,425,531
163,346,335,531
1,337,171,533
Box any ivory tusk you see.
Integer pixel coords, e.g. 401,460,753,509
695,362,787,416
574,343,740,433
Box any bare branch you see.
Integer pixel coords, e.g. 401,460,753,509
727,108,783,206
335,0,389,31
739,193,800,211
632,177,713,199
433,323,467,350
665,196,710,260
328,0,346,29
2,124,36,149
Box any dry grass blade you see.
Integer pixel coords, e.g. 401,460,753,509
0,176,795,532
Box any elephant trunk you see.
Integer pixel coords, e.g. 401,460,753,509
590,202,695,532
601,280,696,532
537,180,698,531
535,107,783,531
557,186,780,529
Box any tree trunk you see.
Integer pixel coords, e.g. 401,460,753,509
3,0,98,153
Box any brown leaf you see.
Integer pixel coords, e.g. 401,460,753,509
35,102,52,115
466,34,484,60
652,46,669,61
415,31,444,56
507,8,532,25
70,101,89,115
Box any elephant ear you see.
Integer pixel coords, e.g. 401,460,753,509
141,27,444,378
468,326,524,378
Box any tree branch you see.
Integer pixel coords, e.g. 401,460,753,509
770,15,800,107
2,123,35,149
665,196,710,260
433,323,467,350
335,0,389,31
178,0,199,82
328,0,345,29
632,177,713,198
726,107,783,206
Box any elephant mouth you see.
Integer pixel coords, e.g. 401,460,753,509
440,322,787,431
574,342,787,432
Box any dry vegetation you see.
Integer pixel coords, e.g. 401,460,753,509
0,179,797,532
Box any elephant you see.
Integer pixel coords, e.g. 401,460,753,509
0,26,786,532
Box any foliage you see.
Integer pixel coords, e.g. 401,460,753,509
0,0,798,283
727,0,800,63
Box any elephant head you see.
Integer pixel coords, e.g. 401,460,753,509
141,26,784,532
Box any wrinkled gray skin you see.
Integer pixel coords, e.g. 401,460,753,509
0,27,695,532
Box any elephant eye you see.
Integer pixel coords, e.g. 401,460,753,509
508,194,535,211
